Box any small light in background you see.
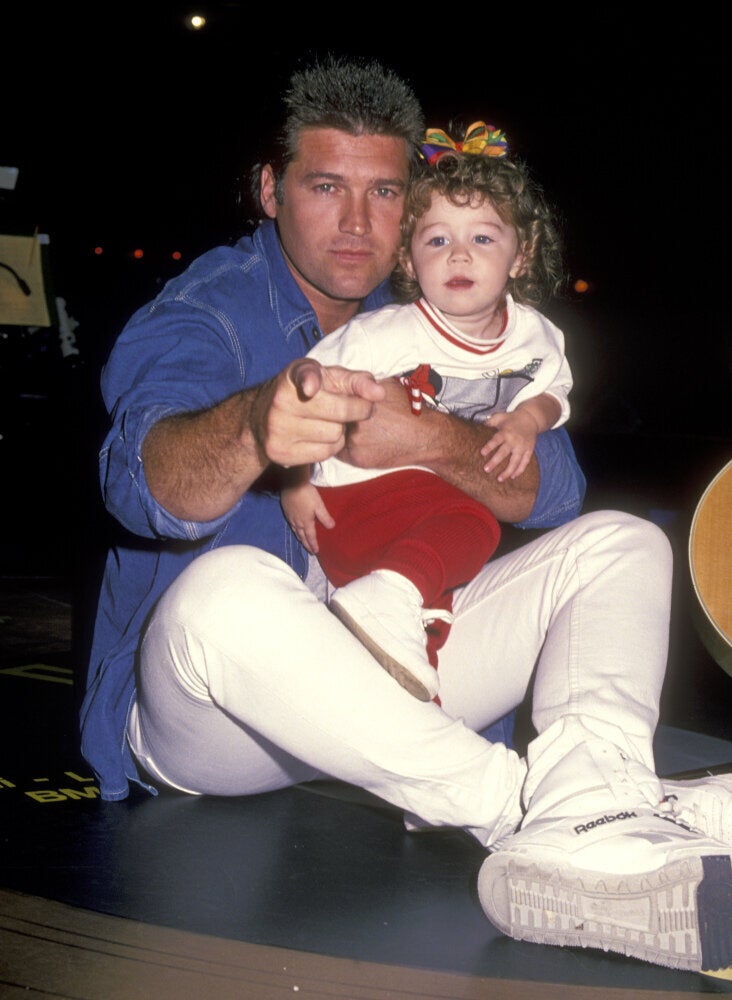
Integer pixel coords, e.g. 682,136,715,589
171,250,182,261
185,13,207,29
573,278,590,294
132,248,144,260
93,246,104,256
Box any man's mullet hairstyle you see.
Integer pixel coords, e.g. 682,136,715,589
283,54,424,146
247,54,424,216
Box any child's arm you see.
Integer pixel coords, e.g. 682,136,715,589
480,393,562,482
280,466,336,554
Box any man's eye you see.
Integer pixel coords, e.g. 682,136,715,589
315,183,336,193
375,186,399,198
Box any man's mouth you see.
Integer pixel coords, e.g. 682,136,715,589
333,247,372,264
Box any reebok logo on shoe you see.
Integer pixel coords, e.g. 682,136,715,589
574,810,637,834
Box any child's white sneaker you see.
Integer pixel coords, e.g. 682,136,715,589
329,569,451,701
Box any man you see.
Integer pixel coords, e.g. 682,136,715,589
80,55,732,975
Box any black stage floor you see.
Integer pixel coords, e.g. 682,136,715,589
1,431,731,997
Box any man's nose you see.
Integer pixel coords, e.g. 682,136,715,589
339,195,371,236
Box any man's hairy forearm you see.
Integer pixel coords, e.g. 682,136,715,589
141,390,267,521
415,408,539,523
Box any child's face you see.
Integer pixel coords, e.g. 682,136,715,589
404,193,523,332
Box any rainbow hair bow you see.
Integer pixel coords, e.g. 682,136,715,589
421,121,508,165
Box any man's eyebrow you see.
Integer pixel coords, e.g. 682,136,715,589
301,170,407,189
375,178,407,190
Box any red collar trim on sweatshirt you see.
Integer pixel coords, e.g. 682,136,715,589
416,298,508,354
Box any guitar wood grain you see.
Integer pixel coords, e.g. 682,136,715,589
689,459,732,676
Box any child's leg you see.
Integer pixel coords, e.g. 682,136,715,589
316,469,500,604
317,470,501,699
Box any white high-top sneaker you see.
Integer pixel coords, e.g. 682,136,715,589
477,739,732,974
329,569,452,702
662,772,732,846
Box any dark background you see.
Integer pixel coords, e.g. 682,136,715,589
2,3,730,582
4,4,730,425
2,13,732,985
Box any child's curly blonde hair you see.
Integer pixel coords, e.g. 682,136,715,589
391,150,563,308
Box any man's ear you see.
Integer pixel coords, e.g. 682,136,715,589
260,165,278,219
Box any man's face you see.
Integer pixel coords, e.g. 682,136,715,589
261,128,410,322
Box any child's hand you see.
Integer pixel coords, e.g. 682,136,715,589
281,482,335,554
481,411,538,482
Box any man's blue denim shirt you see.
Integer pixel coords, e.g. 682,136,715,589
80,219,586,800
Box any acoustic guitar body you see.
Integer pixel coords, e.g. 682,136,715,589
689,459,732,677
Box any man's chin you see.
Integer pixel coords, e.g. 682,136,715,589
326,273,388,303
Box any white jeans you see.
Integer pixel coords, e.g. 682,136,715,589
128,510,672,844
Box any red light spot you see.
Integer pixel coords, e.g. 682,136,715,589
172,251,182,261
93,246,103,256
573,278,589,293
133,248,144,260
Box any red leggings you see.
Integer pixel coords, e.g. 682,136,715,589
315,469,501,669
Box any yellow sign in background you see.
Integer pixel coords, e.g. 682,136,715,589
0,233,51,326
